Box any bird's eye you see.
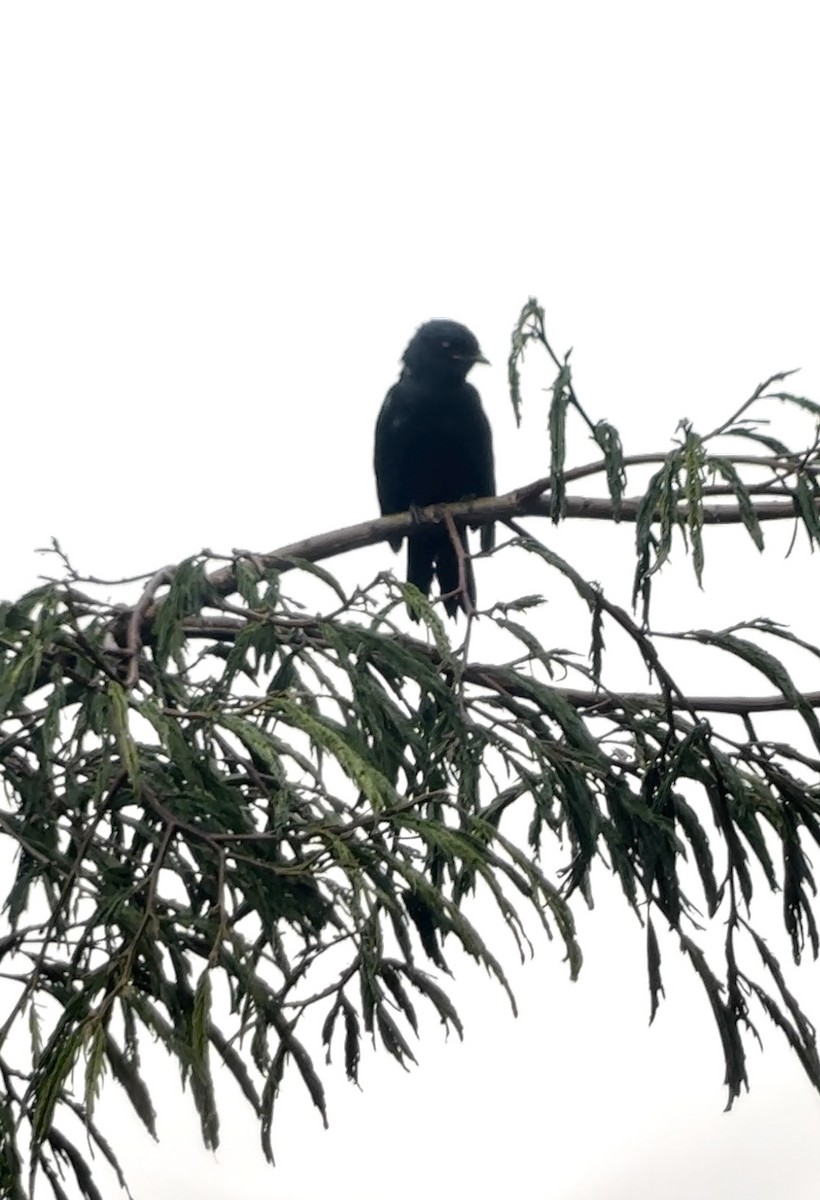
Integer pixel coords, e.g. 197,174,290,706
440,340,450,349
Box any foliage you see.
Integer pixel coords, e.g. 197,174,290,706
3,299,820,1197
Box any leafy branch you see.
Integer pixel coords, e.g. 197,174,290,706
3,300,820,1198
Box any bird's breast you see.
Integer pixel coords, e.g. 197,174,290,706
391,395,483,506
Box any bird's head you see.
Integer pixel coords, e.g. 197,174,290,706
402,320,489,382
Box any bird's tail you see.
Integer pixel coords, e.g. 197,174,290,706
406,527,475,619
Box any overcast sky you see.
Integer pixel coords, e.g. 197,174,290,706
2,3,820,1198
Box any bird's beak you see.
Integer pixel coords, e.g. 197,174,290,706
474,351,490,366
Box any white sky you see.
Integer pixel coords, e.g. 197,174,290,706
2,3,820,1198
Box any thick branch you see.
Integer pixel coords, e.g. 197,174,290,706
196,486,806,602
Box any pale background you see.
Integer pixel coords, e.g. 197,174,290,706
2,3,820,1198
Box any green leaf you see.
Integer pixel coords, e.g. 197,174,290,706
271,695,397,809
594,420,626,516
105,1033,158,1138
708,457,765,551
32,1028,83,1145
695,630,820,753
767,391,820,418
108,682,140,785
83,1022,108,1119
507,296,545,427
720,427,793,457
793,474,820,548
192,970,213,1072
646,918,664,1024
276,557,348,604
548,360,572,522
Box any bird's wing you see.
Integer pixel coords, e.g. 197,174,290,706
475,403,496,498
374,384,412,518
463,386,496,551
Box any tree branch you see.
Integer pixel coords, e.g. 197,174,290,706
191,483,807,604
178,614,820,717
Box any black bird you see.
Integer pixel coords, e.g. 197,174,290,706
374,320,496,617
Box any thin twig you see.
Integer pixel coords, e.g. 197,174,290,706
441,509,474,618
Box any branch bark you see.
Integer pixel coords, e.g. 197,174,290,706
193,485,806,603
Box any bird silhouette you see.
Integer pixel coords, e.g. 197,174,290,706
374,320,495,617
